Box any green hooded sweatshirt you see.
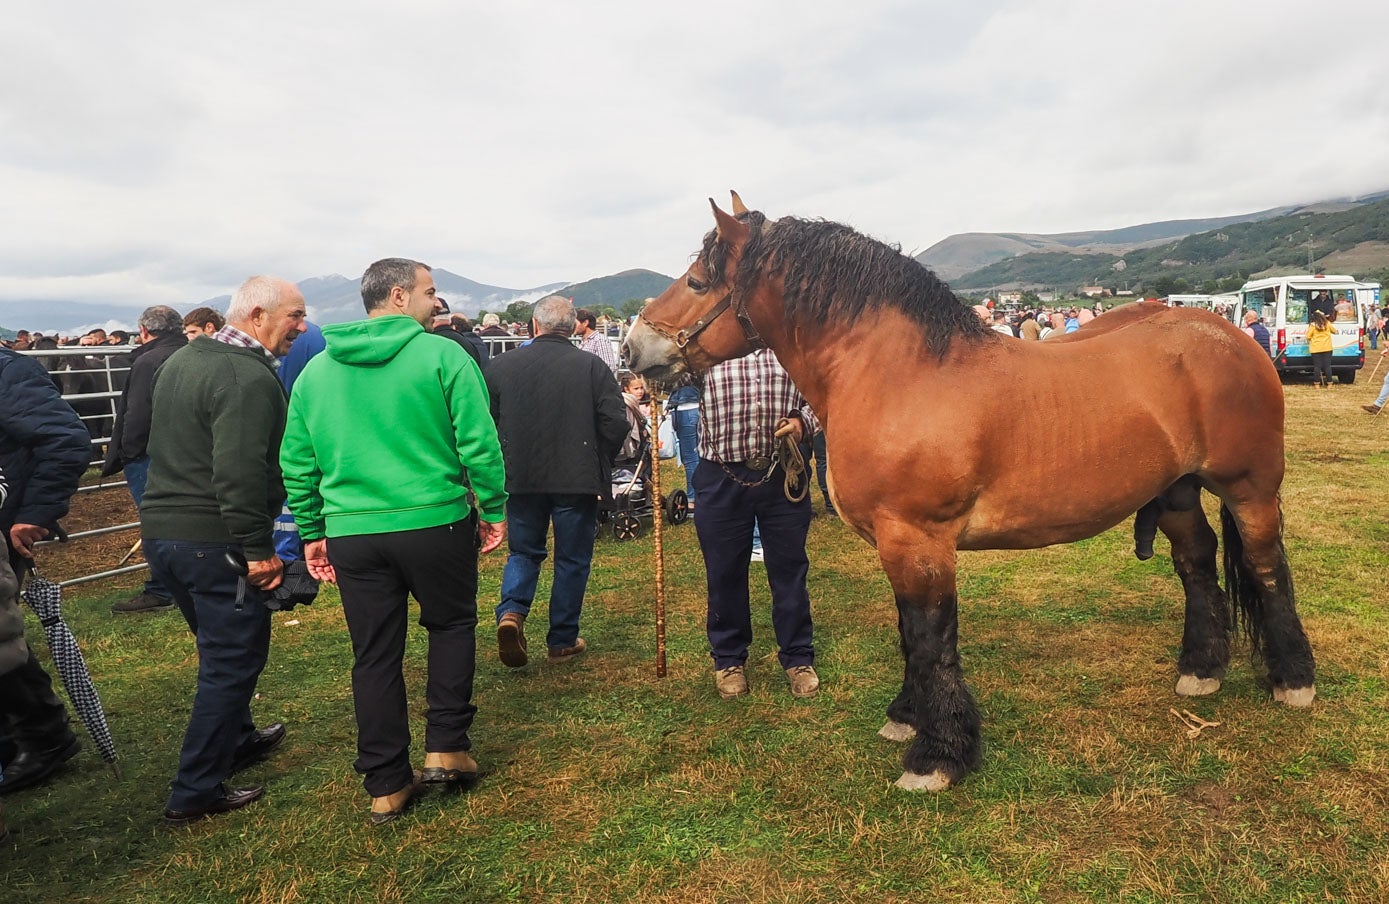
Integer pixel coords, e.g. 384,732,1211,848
280,315,506,540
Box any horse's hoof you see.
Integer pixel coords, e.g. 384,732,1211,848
1175,675,1221,696
878,720,916,742
1273,685,1316,708
895,770,951,792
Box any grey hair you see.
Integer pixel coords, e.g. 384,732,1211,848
227,276,291,323
361,258,429,313
532,295,575,335
481,312,501,327
138,305,184,336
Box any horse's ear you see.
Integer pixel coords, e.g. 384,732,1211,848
730,190,748,215
709,199,748,244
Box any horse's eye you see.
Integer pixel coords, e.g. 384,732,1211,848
687,276,707,293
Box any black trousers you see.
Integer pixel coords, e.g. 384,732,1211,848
328,518,479,798
1311,351,1333,383
693,460,815,671
0,650,72,760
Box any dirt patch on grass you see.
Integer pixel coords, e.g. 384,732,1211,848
35,477,144,595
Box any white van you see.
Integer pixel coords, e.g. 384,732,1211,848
1237,275,1381,383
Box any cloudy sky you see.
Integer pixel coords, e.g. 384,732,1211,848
3,0,1387,314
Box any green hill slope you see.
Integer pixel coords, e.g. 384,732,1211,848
952,197,1389,292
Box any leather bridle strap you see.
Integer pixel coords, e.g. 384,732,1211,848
639,290,767,353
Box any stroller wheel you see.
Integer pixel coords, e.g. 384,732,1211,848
666,489,689,524
613,512,642,541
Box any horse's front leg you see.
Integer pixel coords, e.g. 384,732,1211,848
877,537,982,790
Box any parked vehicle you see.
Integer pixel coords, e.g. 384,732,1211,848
1237,275,1381,383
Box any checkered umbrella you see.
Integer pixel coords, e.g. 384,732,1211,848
20,571,119,771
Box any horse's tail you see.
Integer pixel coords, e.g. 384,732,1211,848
1220,502,1264,657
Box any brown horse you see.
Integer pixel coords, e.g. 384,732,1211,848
625,194,1315,791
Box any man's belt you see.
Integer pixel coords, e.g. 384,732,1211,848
745,454,773,471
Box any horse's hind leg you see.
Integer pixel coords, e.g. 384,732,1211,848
877,535,981,791
1222,499,1315,705
1157,504,1230,696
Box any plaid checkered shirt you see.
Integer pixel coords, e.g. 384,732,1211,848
213,324,279,367
577,330,619,375
697,349,819,464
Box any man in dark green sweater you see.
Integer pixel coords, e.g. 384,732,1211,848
281,258,507,825
142,275,306,825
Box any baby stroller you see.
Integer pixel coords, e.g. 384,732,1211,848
600,439,689,541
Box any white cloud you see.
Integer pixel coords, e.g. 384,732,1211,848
1,0,1386,315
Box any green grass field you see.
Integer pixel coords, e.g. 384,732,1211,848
4,381,1388,903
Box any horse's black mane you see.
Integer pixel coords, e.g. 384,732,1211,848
700,212,991,358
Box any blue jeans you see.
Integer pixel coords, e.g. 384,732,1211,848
671,406,701,502
145,538,270,811
495,493,598,650
1375,364,1389,407
123,456,172,600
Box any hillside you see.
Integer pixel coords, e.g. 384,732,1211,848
201,271,569,325
561,269,673,308
949,196,1389,293
916,208,1299,281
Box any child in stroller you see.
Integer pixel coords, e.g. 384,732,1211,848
601,373,689,540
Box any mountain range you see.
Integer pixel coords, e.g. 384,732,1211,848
9,188,1388,336
916,190,1389,290
1,269,672,335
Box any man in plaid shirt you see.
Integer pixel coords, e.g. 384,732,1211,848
574,308,619,376
694,348,822,700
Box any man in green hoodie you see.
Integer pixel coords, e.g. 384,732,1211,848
280,258,507,825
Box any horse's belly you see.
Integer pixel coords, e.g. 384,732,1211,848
957,502,1138,551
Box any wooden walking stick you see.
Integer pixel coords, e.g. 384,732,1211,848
1368,353,1384,384
651,396,667,678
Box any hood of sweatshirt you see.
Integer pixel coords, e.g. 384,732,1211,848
323,315,429,366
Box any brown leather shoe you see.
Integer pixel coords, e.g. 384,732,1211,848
786,664,821,698
547,637,587,663
369,775,421,826
1363,404,1381,414
420,751,478,786
715,665,749,699
497,613,528,668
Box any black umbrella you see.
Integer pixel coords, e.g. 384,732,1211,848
20,566,120,776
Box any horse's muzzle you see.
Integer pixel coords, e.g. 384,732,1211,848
624,320,685,381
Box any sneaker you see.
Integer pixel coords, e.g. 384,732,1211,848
111,591,174,614
749,546,765,563
547,637,587,663
497,613,528,668
715,665,749,699
785,664,820,698
1363,404,1382,414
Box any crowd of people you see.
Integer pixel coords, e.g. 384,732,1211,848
0,263,830,833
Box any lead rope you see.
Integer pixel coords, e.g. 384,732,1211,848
773,418,809,504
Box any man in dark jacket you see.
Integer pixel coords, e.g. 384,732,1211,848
0,348,91,797
102,305,187,613
142,276,305,824
430,298,488,368
485,295,628,667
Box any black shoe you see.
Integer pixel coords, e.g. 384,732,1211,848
0,736,80,796
111,591,175,614
164,784,264,826
230,723,285,775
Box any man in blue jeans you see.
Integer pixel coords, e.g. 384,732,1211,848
103,305,187,613
485,296,628,667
